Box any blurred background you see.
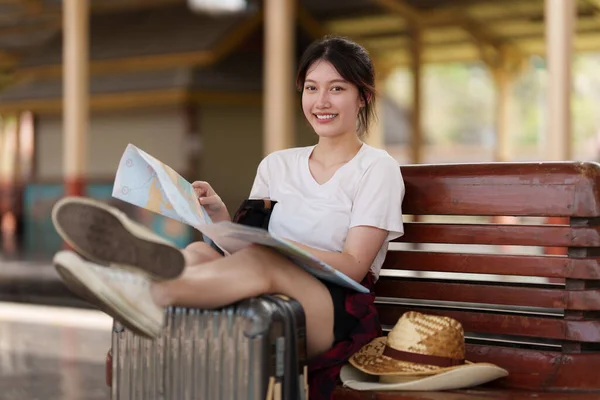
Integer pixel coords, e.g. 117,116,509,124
0,0,597,398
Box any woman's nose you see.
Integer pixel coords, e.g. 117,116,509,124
316,92,330,108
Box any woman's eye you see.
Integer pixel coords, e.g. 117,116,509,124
305,86,316,91
331,86,344,92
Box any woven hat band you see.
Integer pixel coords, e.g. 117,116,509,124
382,345,465,368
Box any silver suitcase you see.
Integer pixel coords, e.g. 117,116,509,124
110,295,308,400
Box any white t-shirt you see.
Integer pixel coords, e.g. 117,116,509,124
249,143,405,279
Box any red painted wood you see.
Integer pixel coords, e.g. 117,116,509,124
375,280,600,310
376,305,600,342
332,162,600,400
544,217,570,256
396,223,600,248
465,345,600,390
400,162,600,217
333,345,600,398
65,176,85,197
332,387,600,400
382,251,600,280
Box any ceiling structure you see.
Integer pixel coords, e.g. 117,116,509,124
0,0,597,101
324,0,600,69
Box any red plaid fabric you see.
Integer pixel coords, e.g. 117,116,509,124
307,272,381,400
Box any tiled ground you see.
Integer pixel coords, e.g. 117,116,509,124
0,302,113,400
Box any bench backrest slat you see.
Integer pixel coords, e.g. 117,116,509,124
401,162,600,217
377,304,600,342
383,251,600,280
376,280,598,310
399,223,600,247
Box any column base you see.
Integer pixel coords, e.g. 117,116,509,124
65,177,85,197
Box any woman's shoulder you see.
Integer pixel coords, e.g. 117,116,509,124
261,145,314,164
357,144,400,170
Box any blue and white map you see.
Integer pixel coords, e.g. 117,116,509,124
111,144,369,293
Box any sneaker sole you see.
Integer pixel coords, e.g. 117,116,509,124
52,197,185,280
54,259,162,339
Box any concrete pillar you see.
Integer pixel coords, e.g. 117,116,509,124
544,0,576,257
491,67,520,253
493,67,512,162
0,117,18,256
63,0,89,196
409,25,423,164
544,0,575,161
263,0,295,155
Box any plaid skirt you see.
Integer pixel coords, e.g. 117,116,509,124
307,272,381,400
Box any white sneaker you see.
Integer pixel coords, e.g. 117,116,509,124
53,250,165,339
52,196,184,280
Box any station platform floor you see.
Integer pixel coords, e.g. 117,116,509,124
0,301,112,400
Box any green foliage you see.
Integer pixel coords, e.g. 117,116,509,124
384,52,600,160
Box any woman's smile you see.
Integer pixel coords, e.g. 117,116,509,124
314,113,339,123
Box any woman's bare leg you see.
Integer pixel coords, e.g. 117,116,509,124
181,241,223,266
151,244,335,358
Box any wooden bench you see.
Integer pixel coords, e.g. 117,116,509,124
333,161,600,399
106,161,600,399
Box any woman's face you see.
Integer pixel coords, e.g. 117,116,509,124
301,59,363,140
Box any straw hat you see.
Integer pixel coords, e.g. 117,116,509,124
341,311,508,391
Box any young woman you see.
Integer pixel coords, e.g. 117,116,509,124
51,35,404,395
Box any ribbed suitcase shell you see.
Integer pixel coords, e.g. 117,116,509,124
110,296,307,400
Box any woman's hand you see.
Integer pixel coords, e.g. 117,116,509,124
192,181,231,222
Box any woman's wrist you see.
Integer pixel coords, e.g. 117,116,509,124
211,208,231,223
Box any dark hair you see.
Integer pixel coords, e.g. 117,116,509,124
296,35,377,139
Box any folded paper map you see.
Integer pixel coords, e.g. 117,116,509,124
112,144,369,293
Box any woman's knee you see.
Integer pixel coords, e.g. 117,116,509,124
183,241,222,265
185,241,210,252
237,245,278,290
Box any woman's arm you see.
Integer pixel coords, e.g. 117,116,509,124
287,225,388,283
192,181,232,223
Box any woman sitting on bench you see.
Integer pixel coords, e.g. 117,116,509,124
51,35,405,399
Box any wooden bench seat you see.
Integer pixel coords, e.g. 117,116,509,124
333,387,600,399
334,162,600,399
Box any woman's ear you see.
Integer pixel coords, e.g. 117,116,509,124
360,92,372,108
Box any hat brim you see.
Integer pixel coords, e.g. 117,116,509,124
350,337,475,376
340,363,509,392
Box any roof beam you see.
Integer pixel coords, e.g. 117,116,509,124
373,0,423,23
21,0,44,14
375,42,481,66
297,4,328,39
370,0,536,27
0,18,59,35
13,9,261,80
583,0,600,26
372,26,600,67
583,0,600,9
331,14,599,48
326,14,406,36
450,0,544,22
0,49,18,65
372,0,525,70
326,0,544,35
0,0,187,18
